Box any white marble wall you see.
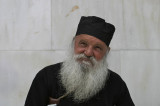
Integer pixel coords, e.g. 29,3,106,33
0,0,159,106
0,0,51,50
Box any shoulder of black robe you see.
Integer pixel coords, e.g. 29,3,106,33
106,70,135,106
25,62,62,106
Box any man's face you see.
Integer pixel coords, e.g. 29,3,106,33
74,34,109,63
60,34,109,102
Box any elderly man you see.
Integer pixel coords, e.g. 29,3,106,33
25,16,135,106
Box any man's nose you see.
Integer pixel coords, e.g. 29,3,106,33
84,47,93,57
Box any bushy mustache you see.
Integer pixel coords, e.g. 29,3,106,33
74,54,97,67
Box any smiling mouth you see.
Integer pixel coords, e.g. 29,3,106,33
77,58,94,66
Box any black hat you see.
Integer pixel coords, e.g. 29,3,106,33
75,16,115,46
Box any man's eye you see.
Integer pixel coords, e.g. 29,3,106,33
95,46,102,51
79,42,87,46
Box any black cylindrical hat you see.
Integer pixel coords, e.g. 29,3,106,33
75,16,115,46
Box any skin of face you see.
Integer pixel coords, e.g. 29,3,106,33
74,34,110,61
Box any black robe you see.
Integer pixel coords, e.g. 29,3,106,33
25,62,135,106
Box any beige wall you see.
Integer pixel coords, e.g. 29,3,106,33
0,0,160,106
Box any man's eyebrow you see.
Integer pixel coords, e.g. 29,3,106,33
79,39,87,42
94,43,103,47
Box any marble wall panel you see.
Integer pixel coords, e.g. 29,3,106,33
103,0,124,49
51,0,123,50
0,51,66,106
123,0,160,49
52,0,160,50
121,51,160,106
0,0,51,50
107,50,121,74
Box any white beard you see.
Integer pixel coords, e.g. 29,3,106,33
59,47,109,102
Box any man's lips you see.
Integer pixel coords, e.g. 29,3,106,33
77,58,94,66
